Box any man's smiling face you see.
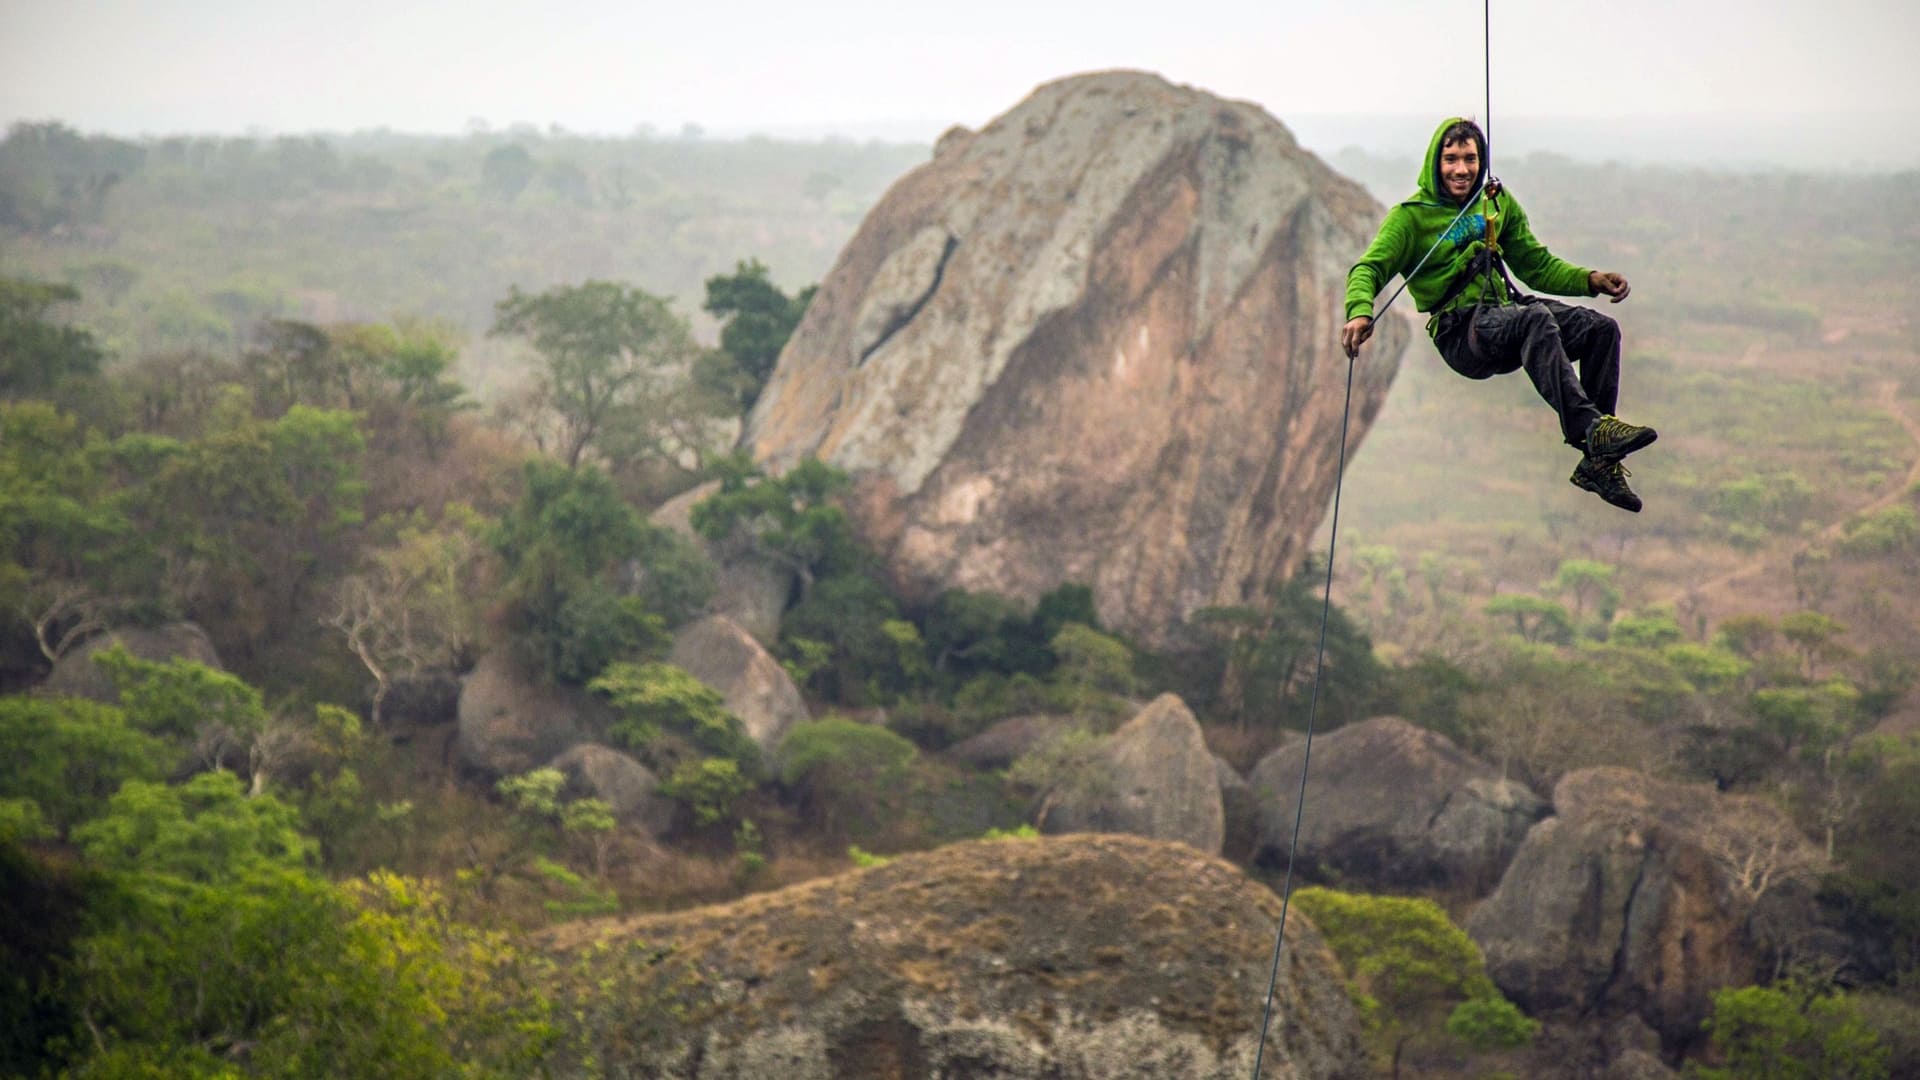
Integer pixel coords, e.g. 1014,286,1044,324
1439,137,1481,201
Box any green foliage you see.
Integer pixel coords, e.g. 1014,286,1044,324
780,571,907,704
1294,887,1534,1074
96,645,268,742
0,695,170,836
777,717,917,835
1692,980,1888,1080
492,461,672,683
980,824,1041,841
846,844,892,868
696,258,813,413
0,275,105,398
1194,563,1380,732
1838,505,1919,557
1047,622,1138,716
1444,995,1539,1051
1484,594,1575,645
497,767,568,823
660,757,752,827
73,771,313,884
592,660,756,772
491,279,704,470
690,454,862,583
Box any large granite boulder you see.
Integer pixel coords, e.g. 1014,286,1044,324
1248,717,1544,893
456,650,613,777
1041,694,1224,855
547,743,675,835
667,615,809,753
650,481,793,644
1467,767,1830,1052
39,622,223,701
538,834,1363,1079
744,70,1406,649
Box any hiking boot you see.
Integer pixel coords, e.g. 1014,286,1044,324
1571,456,1643,513
1584,415,1658,460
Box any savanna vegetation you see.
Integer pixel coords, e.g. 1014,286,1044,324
4,120,1918,1076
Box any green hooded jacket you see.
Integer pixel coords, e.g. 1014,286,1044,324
1344,117,1596,336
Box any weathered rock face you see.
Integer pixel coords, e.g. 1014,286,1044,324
1467,767,1829,1052
540,834,1363,1079
667,615,809,753
546,743,675,835
40,623,223,701
948,713,1073,769
1248,717,1544,893
1042,694,1225,855
745,70,1405,648
650,481,793,644
456,650,613,777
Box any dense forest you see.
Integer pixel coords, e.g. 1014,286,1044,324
3,120,1919,1077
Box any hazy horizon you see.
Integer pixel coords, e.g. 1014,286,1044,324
5,0,1918,171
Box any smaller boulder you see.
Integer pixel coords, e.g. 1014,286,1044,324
456,650,612,778
1248,716,1543,893
948,713,1072,769
1041,694,1224,855
40,623,223,702
668,615,809,753
548,744,676,835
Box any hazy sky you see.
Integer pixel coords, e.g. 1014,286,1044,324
5,0,1918,165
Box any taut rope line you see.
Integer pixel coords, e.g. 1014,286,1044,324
1248,4,1494,1076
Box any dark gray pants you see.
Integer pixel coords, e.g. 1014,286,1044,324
1434,299,1621,448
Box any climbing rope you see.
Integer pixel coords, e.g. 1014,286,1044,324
1248,4,1494,1077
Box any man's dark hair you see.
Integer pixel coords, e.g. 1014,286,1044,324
1440,119,1485,157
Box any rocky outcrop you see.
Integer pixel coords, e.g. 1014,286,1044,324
539,834,1363,1079
40,622,223,701
456,650,613,777
1247,717,1544,892
547,743,675,835
1467,767,1830,1052
667,615,809,753
1041,694,1225,855
744,70,1406,648
650,481,792,643
948,713,1073,769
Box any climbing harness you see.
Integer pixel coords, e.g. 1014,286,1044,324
1248,4,1497,1077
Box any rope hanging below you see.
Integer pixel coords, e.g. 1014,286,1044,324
1247,3,1495,1077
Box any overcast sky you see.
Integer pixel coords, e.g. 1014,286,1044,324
5,0,1918,166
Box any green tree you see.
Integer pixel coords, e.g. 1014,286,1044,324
491,280,703,470
1692,980,1888,1080
777,717,917,837
1294,887,1535,1079
591,660,756,773
0,276,105,399
1547,558,1620,630
491,461,666,683
696,259,814,413
1484,594,1575,645
0,695,170,837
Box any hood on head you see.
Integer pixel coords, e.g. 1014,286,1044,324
1418,116,1483,205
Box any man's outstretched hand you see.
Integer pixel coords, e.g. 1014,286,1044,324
1589,270,1631,303
1341,316,1374,359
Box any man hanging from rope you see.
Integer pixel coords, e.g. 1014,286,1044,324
1341,117,1656,511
